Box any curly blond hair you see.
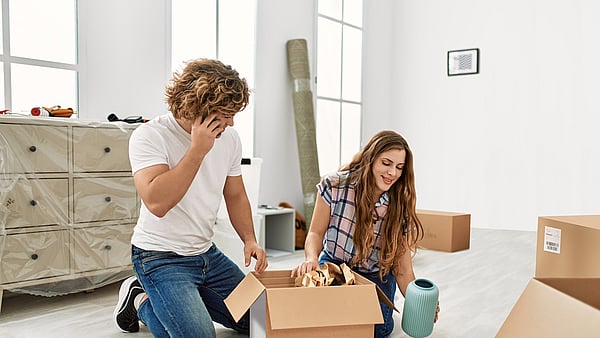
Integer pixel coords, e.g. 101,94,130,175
165,59,249,121
340,130,423,281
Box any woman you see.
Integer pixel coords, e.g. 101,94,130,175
292,130,438,337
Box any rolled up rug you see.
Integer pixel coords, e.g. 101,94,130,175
286,38,321,229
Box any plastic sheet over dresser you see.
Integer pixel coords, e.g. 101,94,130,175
0,115,140,311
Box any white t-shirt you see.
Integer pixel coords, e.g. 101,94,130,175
128,113,242,255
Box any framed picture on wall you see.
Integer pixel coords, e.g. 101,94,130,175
447,48,479,76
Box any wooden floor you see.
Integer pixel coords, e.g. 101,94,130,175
0,228,537,338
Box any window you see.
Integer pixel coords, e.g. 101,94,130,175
171,0,257,158
316,0,363,175
1,0,78,115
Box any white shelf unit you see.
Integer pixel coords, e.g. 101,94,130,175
257,207,296,257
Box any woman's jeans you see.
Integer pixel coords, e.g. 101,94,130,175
132,244,248,338
319,252,397,338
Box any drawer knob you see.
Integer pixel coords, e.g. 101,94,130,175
105,196,112,202
29,145,37,152
104,147,111,153
104,245,112,250
31,253,39,260
30,200,37,206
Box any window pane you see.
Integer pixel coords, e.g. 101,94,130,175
11,64,77,115
219,0,256,157
0,12,3,52
171,0,255,157
219,0,256,86
10,0,76,64
316,99,341,175
340,102,361,164
342,25,362,101
317,18,342,99
0,65,4,109
319,0,342,20
234,98,254,158
171,0,217,72
343,0,363,27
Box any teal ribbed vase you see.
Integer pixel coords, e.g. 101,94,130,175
401,278,439,338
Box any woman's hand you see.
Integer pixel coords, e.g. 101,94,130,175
291,258,320,277
434,301,440,323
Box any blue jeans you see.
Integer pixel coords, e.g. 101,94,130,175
319,252,396,338
132,244,249,338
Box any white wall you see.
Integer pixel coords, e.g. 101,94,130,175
363,1,600,230
361,0,394,140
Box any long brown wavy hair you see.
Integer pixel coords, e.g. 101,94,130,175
340,130,423,280
165,59,249,121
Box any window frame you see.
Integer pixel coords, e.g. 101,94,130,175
0,0,80,114
315,0,364,174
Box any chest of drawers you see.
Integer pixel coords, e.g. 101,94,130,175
0,116,139,312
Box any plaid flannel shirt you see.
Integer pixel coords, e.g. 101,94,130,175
317,171,389,273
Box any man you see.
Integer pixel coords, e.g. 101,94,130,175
113,58,268,337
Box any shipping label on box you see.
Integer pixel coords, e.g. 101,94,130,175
536,215,600,278
543,226,561,254
416,210,471,252
224,270,395,338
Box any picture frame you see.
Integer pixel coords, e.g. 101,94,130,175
447,48,479,76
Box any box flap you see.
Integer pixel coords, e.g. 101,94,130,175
497,278,600,337
537,277,600,310
265,284,384,330
353,273,398,312
376,285,399,312
224,272,266,322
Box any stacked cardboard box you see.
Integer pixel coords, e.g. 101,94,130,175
224,270,395,337
416,210,471,252
497,215,600,337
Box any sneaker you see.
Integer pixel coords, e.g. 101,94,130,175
114,276,144,333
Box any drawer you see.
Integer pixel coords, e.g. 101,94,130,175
72,223,134,272
73,177,137,223
0,124,68,173
72,126,132,172
1,178,69,229
0,230,70,284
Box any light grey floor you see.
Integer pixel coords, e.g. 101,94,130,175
0,228,536,338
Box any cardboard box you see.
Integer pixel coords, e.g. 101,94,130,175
416,210,471,252
224,270,395,337
496,277,600,337
536,215,600,278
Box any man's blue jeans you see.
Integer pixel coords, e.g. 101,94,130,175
132,244,249,338
319,251,397,338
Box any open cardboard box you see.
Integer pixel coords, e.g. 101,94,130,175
416,209,471,252
497,215,600,336
496,277,600,337
224,270,396,337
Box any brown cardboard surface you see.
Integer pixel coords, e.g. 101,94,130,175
266,285,382,329
496,278,600,337
416,209,471,252
225,269,392,337
536,215,600,278
224,272,266,322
